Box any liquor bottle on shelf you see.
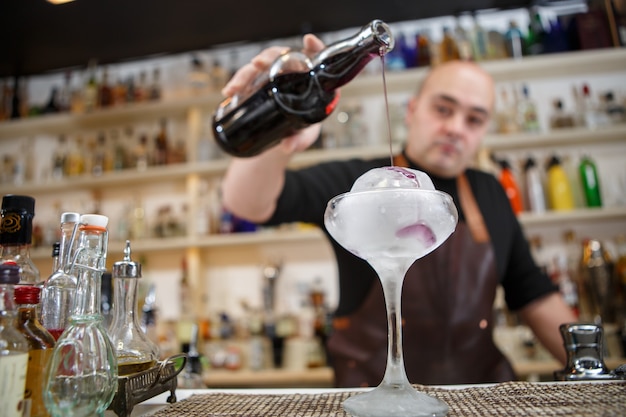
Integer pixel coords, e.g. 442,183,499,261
549,99,575,130
58,71,73,113
415,31,432,67
496,158,524,215
44,214,117,417
40,212,80,340
0,195,40,286
83,60,99,113
212,19,394,158
523,156,546,214
439,27,460,63
578,155,602,208
108,241,159,376
0,263,29,417
149,68,162,101
517,84,540,133
504,20,524,59
470,13,488,61
15,285,56,417
153,118,169,166
98,67,114,108
453,16,472,61
546,155,575,211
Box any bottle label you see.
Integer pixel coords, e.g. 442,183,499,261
0,352,28,417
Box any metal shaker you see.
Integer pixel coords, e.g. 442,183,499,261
578,239,616,324
554,323,624,380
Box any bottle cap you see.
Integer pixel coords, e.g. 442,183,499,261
0,262,21,285
14,285,41,304
112,240,142,279
0,195,35,245
61,212,80,223
1,195,35,215
80,214,109,228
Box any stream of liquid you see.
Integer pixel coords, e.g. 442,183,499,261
380,51,394,167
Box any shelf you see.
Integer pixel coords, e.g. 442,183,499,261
4,122,623,195
342,47,626,97
30,228,326,260
518,206,626,227
1,49,623,141
483,123,626,151
28,206,625,261
0,93,221,140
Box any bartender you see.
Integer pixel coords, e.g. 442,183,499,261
219,33,577,387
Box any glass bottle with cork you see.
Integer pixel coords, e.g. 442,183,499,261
212,19,394,157
40,212,80,340
44,214,117,417
0,194,41,286
0,262,29,417
14,285,56,417
108,240,159,376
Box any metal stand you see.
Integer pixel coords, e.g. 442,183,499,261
108,353,187,417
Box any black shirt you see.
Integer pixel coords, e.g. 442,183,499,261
265,154,557,316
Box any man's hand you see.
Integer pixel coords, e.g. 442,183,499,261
221,34,327,156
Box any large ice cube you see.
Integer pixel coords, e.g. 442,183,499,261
351,167,435,192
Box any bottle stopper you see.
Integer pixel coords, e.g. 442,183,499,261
112,240,141,279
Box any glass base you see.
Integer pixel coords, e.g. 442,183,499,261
343,383,449,417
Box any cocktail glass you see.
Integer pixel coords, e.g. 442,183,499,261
324,167,458,417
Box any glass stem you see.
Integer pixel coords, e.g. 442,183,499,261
375,261,412,388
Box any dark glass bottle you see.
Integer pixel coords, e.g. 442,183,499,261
0,194,40,286
212,20,394,157
14,286,56,417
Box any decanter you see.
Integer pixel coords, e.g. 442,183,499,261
108,240,159,376
43,214,118,417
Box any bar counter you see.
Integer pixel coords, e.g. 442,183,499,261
200,357,626,388
120,380,625,416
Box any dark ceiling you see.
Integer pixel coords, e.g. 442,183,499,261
0,0,538,78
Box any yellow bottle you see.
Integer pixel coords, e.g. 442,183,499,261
546,155,575,211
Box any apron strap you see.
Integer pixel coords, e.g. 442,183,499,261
392,153,489,243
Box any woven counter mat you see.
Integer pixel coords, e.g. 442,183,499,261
150,381,625,416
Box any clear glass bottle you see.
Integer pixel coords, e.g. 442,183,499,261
212,19,394,157
15,286,56,417
40,212,80,340
523,156,546,214
0,194,41,286
0,262,29,417
108,240,159,376
44,214,117,417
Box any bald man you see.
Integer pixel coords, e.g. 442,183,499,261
220,36,576,387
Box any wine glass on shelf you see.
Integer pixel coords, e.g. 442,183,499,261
324,167,458,417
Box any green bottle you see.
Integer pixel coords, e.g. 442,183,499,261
579,155,602,207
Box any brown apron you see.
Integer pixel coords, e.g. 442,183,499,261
326,162,516,387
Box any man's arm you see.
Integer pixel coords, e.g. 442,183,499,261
219,34,326,222
518,292,578,365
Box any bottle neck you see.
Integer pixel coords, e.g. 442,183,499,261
111,278,140,327
72,227,108,318
312,20,392,92
0,284,17,316
17,302,39,323
0,244,40,285
58,222,78,273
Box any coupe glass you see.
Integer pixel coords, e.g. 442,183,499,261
324,180,458,417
